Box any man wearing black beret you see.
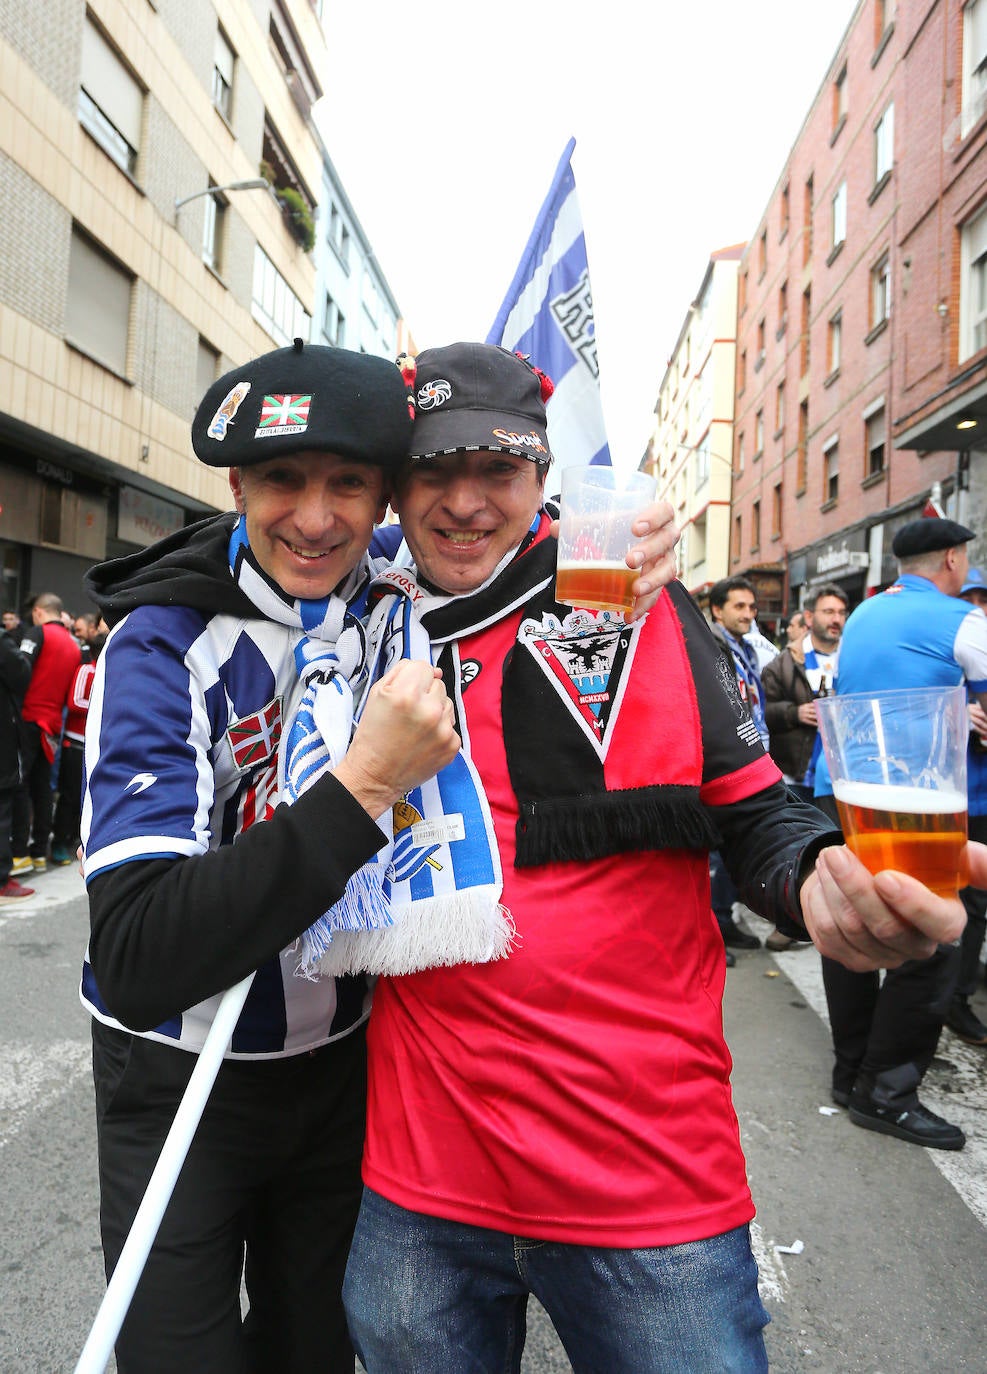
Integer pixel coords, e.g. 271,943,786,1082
814,514,987,1150
78,340,463,1374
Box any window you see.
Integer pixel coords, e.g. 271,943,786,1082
874,103,894,184
864,403,886,477
733,514,742,562
756,317,766,368
832,64,848,136
827,311,842,374
736,432,745,473
775,381,785,435
78,17,142,176
962,0,987,136
876,0,895,45
961,205,987,359
328,203,351,266
780,182,790,238
739,267,748,315
870,251,891,329
66,228,132,375
797,399,809,492
831,182,847,251
751,500,761,550
212,28,234,121
801,287,812,375
738,348,747,394
695,436,710,487
777,280,788,335
758,229,767,280
754,409,764,456
252,245,311,346
823,437,839,503
324,291,346,347
772,483,783,538
202,184,225,272
803,175,814,267
196,337,219,406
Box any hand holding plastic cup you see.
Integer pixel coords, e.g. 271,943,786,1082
815,686,969,899
556,466,658,617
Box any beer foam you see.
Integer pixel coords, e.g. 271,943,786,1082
833,780,966,814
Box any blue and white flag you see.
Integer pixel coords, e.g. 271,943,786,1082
487,137,611,471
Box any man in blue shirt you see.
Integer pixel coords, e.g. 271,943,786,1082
816,517,987,1150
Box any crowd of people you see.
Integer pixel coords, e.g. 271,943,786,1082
712,531,987,1153
0,597,106,903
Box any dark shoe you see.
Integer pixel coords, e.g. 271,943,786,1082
848,1094,965,1150
945,998,987,1047
725,949,736,968
765,929,794,952
722,924,761,950
49,846,73,867
831,1086,852,1108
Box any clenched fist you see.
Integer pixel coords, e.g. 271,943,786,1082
333,660,460,819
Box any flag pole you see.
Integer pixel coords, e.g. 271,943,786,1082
74,973,255,1374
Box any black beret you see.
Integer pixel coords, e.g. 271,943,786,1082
191,340,411,472
891,518,976,558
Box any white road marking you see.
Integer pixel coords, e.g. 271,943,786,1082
741,907,987,1231
0,1040,91,1148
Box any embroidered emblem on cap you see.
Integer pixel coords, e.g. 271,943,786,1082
416,378,452,410
256,394,312,438
207,381,251,441
491,427,547,454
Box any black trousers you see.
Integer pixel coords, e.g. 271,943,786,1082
10,721,53,859
93,1018,367,1374
814,791,960,1096
52,738,84,853
956,811,987,1000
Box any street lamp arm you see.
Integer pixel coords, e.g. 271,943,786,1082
173,178,270,213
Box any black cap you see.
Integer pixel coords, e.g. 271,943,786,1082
408,343,552,466
192,340,411,472
891,517,976,558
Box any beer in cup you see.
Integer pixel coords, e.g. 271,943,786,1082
556,466,657,617
815,685,969,899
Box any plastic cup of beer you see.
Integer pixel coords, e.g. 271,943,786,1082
815,686,969,899
556,466,657,617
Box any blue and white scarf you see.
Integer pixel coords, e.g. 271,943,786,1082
305,566,515,978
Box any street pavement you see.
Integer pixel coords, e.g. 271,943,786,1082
1,872,985,1372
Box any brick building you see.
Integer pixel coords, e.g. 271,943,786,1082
0,1,402,617
640,245,744,612
730,0,986,617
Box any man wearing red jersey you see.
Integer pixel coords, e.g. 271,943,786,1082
342,344,975,1373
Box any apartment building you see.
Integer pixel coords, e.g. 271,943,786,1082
0,1,402,617
730,0,985,616
641,245,744,610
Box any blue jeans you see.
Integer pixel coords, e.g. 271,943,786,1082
343,1188,769,1373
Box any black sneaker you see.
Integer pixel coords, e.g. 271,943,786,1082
848,1095,965,1151
722,924,761,950
945,998,987,1047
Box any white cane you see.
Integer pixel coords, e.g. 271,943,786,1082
74,972,255,1374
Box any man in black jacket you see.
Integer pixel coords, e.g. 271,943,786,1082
0,632,34,902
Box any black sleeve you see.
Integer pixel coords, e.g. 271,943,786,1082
0,632,30,700
708,781,843,937
87,774,387,1030
17,624,43,669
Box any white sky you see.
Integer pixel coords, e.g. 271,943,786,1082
317,1,860,470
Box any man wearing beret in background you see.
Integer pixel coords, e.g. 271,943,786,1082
78,338,677,1374
813,516,987,1149
78,340,463,1374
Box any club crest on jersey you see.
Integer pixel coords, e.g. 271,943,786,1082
517,608,639,758
227,696,283,771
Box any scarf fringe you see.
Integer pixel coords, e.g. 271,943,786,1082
515,787,720,868
296,866,392,976
312,889,515,977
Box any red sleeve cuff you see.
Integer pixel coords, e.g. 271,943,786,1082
700,753,783,807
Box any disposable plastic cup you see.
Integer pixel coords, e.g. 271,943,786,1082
556,466,657,617
815,686,969,898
